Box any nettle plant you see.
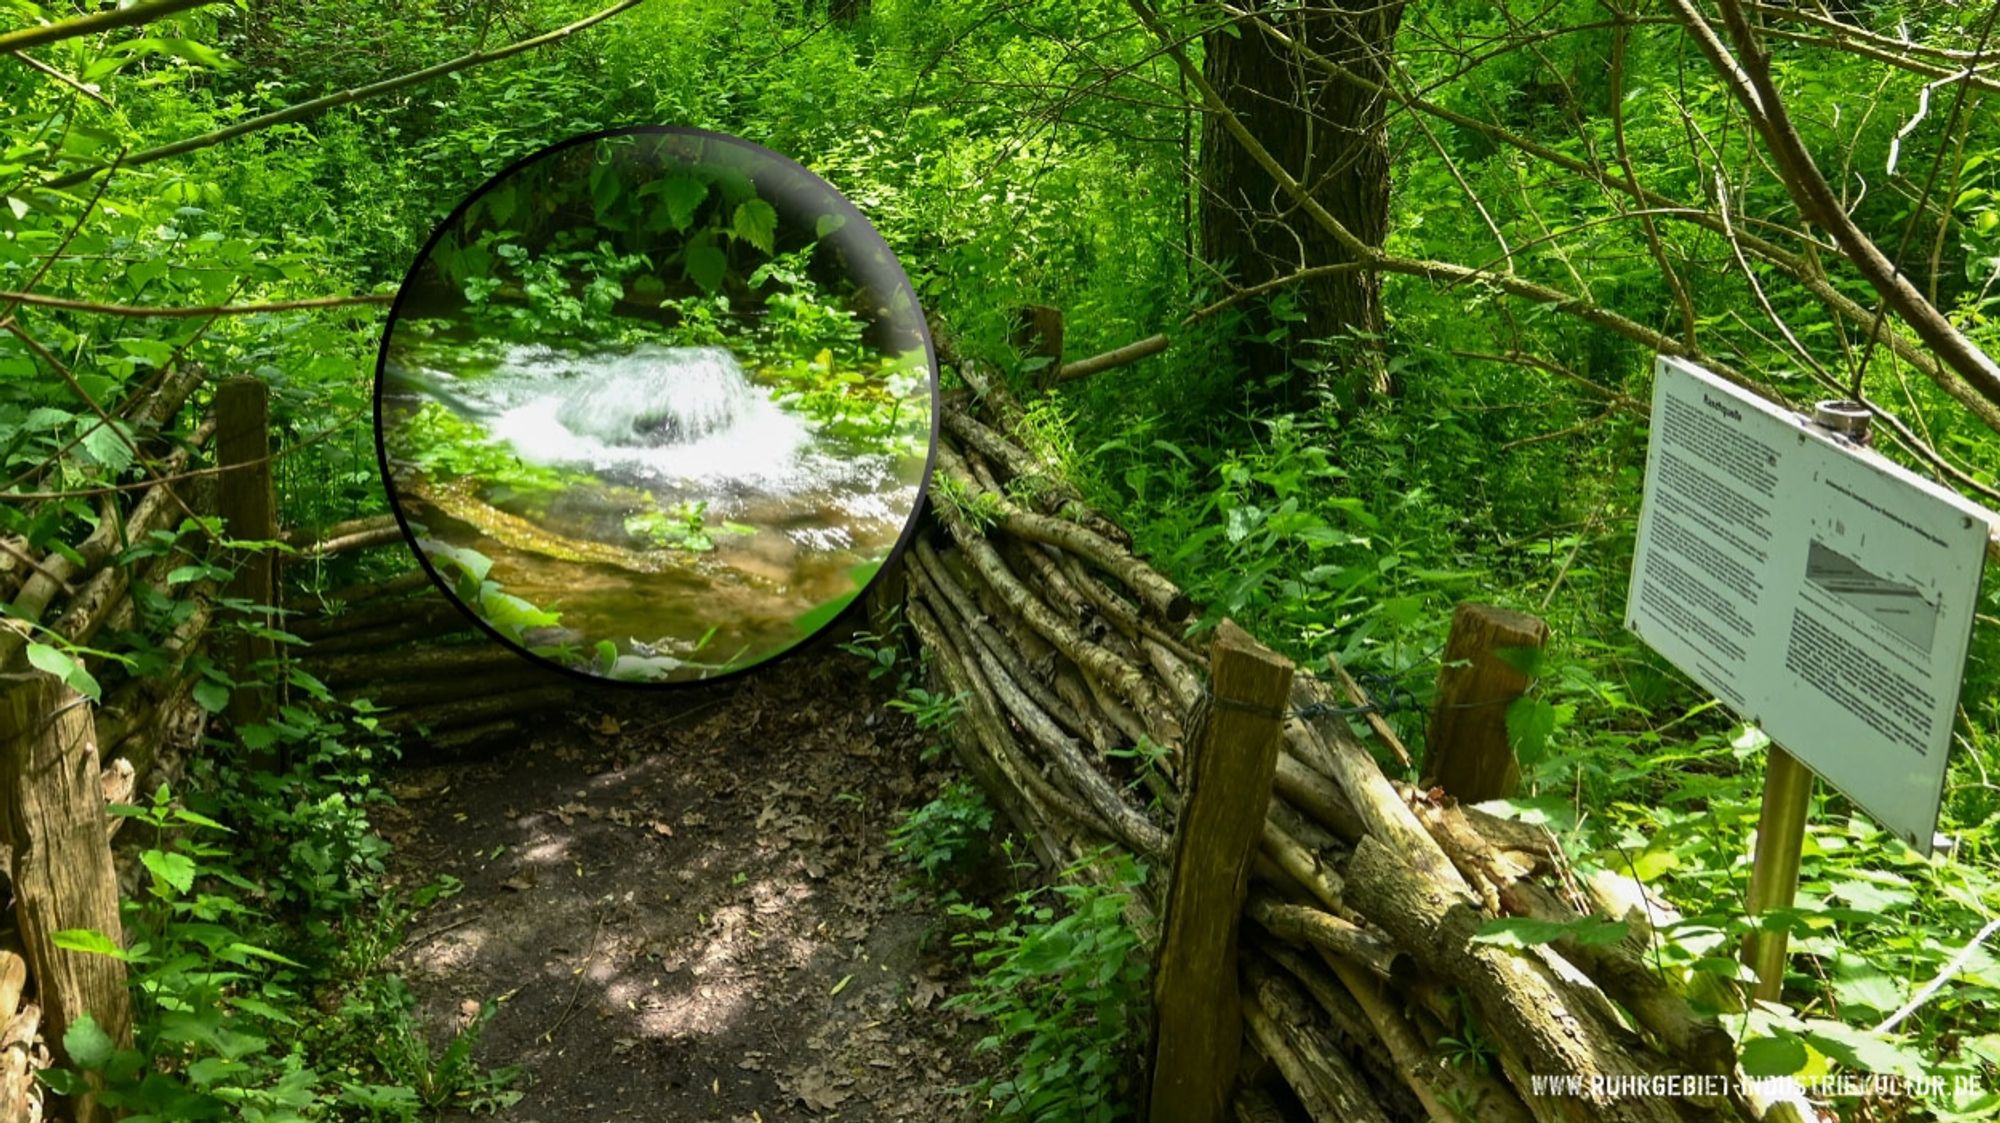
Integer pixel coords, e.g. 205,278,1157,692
944,849,1152,1123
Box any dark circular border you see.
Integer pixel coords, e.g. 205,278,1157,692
371,125,940,690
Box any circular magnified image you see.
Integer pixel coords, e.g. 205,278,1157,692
375,127,936,685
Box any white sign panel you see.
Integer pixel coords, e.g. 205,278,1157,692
1626,356,1992,855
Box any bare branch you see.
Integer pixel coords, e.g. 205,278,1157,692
43,0,648,190
0,291,393,318
0,0,218,54
1673,0,2000,415
8,49,111,106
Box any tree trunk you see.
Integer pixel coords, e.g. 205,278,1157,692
1200,1,1403,408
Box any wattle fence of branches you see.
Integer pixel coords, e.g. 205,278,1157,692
902,325,1816,1123
0,368,571,1123
2,324,1814,1123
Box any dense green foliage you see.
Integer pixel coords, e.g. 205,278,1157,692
5,0,2000,1119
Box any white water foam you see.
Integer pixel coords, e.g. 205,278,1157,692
416,343,827,490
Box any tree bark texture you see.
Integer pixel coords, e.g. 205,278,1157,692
1199,0,1404,406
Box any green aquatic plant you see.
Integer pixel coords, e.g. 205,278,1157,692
623,499,755,552
387,400,580,495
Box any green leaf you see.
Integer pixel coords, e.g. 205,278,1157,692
26,642,101,702
1505,697,1559,764
1472,915,1629,949
78,420,136,474
117,338,175,367
171,807,232,832
52,929,126,959
64,1014,114,1071
1740,1033,1808,1077
141,849,198,895
815,213,846,239
1800,1019,1933,1079
237,723,279,750
659,175,707,231
23,407,73,432
684,243,727,292
419,538,492,583
226,942,305,968
733,199,778,254
1491,644,1545,677
110,36,231,69
191,678,230,714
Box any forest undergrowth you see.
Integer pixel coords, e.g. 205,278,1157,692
4,1,2000,1120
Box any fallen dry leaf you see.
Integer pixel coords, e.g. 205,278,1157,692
907,977,946,1010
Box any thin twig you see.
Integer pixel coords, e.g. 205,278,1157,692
541,904,608,1044
8,49,111,106
1874,915,2000,1034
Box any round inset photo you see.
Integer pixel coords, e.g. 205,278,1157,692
375,128,936,685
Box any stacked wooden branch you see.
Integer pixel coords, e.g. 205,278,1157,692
285,558,575,759
907,338,1813,1123
0,945,46,1123
0,365,217,799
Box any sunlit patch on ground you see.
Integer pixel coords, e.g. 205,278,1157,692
374,649,995,1120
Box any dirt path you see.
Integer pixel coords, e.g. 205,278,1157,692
374,649,998,1121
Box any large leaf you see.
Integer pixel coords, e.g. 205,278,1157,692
1505,697,1572,765
52,928,127,959
1740,1033,1808,1077
658,174,707,231
141,849,198,896
191,678,230,714
733,198,778,253
78,419,136,474
26,642,100,702
64,1014,115,1071
684,243,727,293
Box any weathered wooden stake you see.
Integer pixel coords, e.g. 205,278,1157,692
1015,304,1065,386
0,673,132,1123
1422,602,1549,803
1149,618,1293,1123
1742,746,1814,1002
216,376,275,730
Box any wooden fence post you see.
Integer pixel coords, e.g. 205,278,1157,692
1422,602,1548,803
1148,618,1293,1123
216,376,275,730
0,673,132,1123
1015,304,1064,363
1016,304,1065,387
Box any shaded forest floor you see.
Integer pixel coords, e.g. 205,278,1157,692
371,650,1000,1121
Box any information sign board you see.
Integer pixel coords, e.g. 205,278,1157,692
1626,357,1992,854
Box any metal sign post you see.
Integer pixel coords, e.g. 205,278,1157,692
1742,745,1815,1000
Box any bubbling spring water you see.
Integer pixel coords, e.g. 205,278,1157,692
386,336,927,676
390,340,919,547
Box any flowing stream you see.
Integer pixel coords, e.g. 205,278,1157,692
383,338,926,678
